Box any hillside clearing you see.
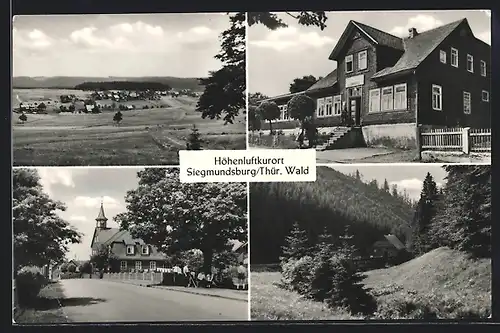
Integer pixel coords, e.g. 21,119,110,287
250,247,491,320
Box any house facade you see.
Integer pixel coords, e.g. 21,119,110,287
261,18,491,148
90,202,168,273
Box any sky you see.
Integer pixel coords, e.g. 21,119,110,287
12,13,229,77
327,164,448,200
248,10,492,97
36,167,143,261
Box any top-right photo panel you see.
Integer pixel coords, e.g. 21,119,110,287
247,10,491,164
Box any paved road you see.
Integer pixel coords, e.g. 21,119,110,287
58,279,248,322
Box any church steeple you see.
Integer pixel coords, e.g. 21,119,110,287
95,199,108,229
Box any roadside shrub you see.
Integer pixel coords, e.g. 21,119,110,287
280,256,314,295
16,266,48,306
67,264,77,273
60,272,82,279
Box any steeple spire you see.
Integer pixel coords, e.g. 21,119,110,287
96,198,108,229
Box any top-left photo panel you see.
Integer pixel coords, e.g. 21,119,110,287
12,13,247,167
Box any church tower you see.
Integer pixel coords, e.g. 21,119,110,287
95,200,108,229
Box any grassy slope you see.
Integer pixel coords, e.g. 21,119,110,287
15,282,69,324
250,247,491,320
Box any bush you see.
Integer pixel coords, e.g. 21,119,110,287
280,256,314,296
16,266,48,306
60,272,82,279
67,264,77,273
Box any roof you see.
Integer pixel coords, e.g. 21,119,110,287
232,241,248,252
372,19,466,79
306,69,338,92
384,234,406,250
263,91,304,103
96,202,107,221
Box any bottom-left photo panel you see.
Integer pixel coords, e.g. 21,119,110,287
12,167,249,323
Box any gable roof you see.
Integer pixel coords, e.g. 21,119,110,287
306,69,338,92
91,227,120,249
384,234,406,250
329,20,404,60
372,19,467,79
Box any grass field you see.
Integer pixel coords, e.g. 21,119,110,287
13,90,246,166
15,282,69,324
250,247,491,320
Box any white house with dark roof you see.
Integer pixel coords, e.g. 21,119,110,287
261,18,490,150
90,202,168,272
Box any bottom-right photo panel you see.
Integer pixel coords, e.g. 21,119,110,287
250,164,491,320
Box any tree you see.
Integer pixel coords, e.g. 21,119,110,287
37,102,46,112
186,124,203,150
256,100,280,134
115,169,247,273
247,12,328,30
79,261,92,274
289,75,318,93
409,172,440,255
13,169,82,272
383,179,390,192
368,179,379,190
280,221,310,262
391,184,398,197
60,263,69,273
92,105,101,114
68,104,75,113
196,13,245,124
137,168,167,186
287,94,316,144
113,111,122,125
19,113,27,123
67,264,76,273
248,105,261,132
90,244,118,272
355,170,362,182
248,92,268,107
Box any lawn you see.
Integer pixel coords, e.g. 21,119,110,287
250,248,491,320
13,98,246,166
15,282,69,324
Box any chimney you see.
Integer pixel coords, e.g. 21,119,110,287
408,27,418,39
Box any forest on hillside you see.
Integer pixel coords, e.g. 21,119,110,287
250,166,415,264
75,81,172,91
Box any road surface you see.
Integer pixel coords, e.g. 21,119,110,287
58,279,248,322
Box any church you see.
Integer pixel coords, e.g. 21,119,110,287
90,202,168,272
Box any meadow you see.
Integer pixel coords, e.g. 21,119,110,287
13,89,246,166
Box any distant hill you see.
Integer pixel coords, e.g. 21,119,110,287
250,166,414,264
12,76,205,91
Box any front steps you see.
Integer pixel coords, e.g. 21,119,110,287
315,127,353,151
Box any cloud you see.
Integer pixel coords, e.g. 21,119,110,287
73,195,121,209
390,178,423,191
69,215,87,222
477,30,491,44
109,21,164,36
13,28,53,51
176,26,217,44
38,168,76,195
390,15,444,37
69,26,131,50
250,26,335,51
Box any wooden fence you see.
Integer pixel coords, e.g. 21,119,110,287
420,127,491,154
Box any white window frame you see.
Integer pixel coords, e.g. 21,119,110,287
467,54,474,73
283,104,289,120
482,90,489,102
369,88,381,113
463,91,471,114
324,96,333,116
120,261,127,271
381,86,394,111
345,54,354,73
142,245,149,255
451,48,459,68
150,261,156,271
316,98,325,117
333,95,342,116
126,245,134,255
135,261,142,271
358,50,367,70
480,60,486,77
439,50,446,64
432,84,443,111
394,83,408,110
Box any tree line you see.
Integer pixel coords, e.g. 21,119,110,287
75,81,172,91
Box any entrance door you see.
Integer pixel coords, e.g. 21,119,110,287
349,96,361,126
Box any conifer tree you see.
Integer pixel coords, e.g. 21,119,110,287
186,124,202,150
391,184,398,197
280,221,310,262
355,169,361,181
383,179,390,192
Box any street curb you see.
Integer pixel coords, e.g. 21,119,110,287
150,286,248,303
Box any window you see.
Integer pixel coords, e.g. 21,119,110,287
126,245,134,255
463,91,471,114
480,60,486,77
451,48,458,67
467,54,474,73
432,85,442,111
369,88,381,112
440,50,446,64
482,90,489,102
135,261,142,271
316,98,325,117
142,245,149,255
325,97,333,116
333,95,342,115
120,261,127,271
283,104,289,120
358,50,367,70
345,54,353,73
394,83,407,110
381,87,394,111
150,261,156,271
